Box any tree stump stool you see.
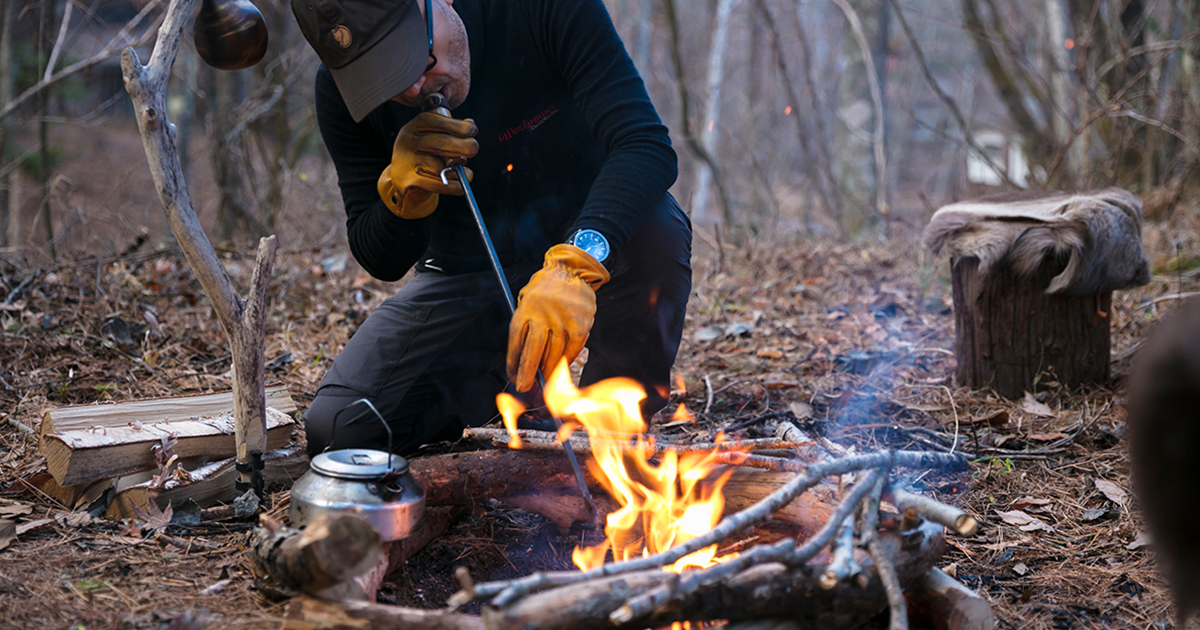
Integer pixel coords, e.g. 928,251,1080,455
923,189,1151,399
951,253,1110,398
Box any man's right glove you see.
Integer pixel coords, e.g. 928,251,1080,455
377,112,479,220
506,244,611,392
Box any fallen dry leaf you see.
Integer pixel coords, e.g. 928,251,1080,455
1013,562,1029,576
1095,479,1129,506
994,509,1054,532
755,348,785,359
0,502,34,519
1010,497,1052,511
1027,432,1069,441
0,519,14,551
1022,392,1055,418
1126,531,1152,550
15,518,54,535
789,401,813,420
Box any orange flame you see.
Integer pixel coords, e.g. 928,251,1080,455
509,361,738,573
672,403,694,423
497,392,526,449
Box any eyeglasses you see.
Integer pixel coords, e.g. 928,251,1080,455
424,0,437,73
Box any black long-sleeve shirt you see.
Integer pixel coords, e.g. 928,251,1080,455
314,0,678,280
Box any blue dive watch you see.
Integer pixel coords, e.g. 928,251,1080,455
568,229,610,264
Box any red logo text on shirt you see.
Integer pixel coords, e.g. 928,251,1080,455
498,106,560,142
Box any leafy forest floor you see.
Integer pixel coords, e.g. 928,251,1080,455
1,201,1198,629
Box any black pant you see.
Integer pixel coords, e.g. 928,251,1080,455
304,194,692,457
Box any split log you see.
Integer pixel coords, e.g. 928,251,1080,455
408,449,834,535
43,406,296,487
905,568,994,630
19,474,112,510
105,444,309,520
251,512,382,594
283,596,484,630
39,383,296,436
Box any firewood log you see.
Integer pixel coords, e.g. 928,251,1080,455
905,567,994,630
408,449,834,535
251,512,382,594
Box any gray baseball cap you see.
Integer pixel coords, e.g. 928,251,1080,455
292,0,427,122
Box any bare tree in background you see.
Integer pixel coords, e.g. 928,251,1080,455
0,0,12,248
689,0,740,224
962,0,1200,191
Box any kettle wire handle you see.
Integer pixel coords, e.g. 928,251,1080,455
329,398,396,474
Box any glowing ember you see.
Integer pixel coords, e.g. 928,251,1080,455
499,361,738,573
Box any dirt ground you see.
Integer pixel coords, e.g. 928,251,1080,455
1,122,1198,629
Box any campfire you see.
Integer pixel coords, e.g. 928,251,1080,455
499,363,738,573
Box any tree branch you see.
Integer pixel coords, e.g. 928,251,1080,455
0,0,162,122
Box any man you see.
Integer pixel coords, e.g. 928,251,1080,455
292,0,691,457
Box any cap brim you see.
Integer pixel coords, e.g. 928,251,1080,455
328,5,428,123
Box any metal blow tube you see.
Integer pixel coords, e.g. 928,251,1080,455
422,93,600,526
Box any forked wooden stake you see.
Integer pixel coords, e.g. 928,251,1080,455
120,0,277,498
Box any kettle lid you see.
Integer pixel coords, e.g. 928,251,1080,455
310,448,409,479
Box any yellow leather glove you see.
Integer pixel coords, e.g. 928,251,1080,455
507,244,611,392
377,112,479,219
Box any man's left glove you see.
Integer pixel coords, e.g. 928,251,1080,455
507,244,611,392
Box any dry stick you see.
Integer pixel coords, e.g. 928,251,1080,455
885,485,978,536
471,450,965,607
463,428,803,453
613,468,888,623
819,511,860,589
867,537,908,630
465,429,811,472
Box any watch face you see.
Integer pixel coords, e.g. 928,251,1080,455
573,229,610,263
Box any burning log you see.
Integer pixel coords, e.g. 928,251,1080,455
43,407,296,487
407,449,836,535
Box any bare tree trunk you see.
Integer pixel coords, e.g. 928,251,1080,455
633,0,653,72
0,0,12,248
830,0,887,226
662,0,733,226
689,0,739,224
1044,0,1081,183
791,3,843,227
38,0,56,260
871,0,890,220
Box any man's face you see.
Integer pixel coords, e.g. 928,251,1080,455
392,0,471,109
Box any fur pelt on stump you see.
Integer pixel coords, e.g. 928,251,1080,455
923,188,1150,296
